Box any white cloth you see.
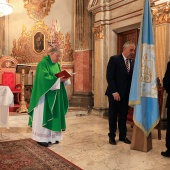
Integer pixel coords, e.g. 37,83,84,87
0,86,14,106
64,78,71,86
32,79,62,143
0,86,14,128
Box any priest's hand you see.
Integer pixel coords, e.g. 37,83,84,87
60,76,69,82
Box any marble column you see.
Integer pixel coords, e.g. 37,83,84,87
152,3,170,128
92,25,108,109
69,0,93,108
151,2,170,81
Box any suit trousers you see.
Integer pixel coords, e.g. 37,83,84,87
166,108,170,151
108,94,129,140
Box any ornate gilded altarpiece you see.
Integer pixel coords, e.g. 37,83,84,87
11,21,73,64
11,0,73,64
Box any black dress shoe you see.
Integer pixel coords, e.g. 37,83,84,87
48,141,59,144
119,137,131,144
37,142,49,147
161,150,170,157
109,138,116,145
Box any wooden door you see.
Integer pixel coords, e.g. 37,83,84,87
117,29,139,59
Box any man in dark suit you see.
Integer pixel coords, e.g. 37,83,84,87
105,41,135,145
161,61,170,157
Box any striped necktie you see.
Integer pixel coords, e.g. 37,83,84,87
125,59,130,73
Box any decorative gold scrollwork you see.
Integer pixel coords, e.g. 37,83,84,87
63,33,73,62
11,21,49,63
93,25,104,40
0,56,18,68
152,3,170,24
23,0,55,21
11,21,73,64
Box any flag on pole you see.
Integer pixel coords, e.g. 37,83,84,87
129,0,160,137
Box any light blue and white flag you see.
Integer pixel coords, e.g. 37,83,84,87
129,0,160,137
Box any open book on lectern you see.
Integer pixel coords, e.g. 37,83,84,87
16,64,31,74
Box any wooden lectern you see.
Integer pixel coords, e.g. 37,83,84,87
16,64,31,113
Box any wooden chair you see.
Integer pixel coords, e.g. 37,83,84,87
2,72,22,104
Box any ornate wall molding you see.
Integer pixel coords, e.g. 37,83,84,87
23,0,55,21
93,25,104,40
88,0,141,13
88,0,143,26
11,21,73,64
0,56,18,68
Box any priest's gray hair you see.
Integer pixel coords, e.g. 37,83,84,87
123,41,135,49
47,45,60,54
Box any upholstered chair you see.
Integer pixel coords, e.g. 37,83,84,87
2,72,22,104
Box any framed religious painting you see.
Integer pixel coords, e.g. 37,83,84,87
33,31,45,54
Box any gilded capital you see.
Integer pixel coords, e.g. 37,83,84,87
152,3,170,24
93,25,104,40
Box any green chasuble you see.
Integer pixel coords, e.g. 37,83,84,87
28,55,68,132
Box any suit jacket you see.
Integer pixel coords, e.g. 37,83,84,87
163,61,170,108
105,54,134,99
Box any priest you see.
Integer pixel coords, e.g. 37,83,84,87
28,46,70,147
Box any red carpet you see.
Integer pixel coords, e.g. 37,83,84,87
0,138,83,170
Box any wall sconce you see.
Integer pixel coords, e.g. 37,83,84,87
0,0,13,17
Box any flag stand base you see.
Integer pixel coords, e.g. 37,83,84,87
130,125,152,152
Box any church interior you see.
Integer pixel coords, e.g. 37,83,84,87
0,0,170,169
